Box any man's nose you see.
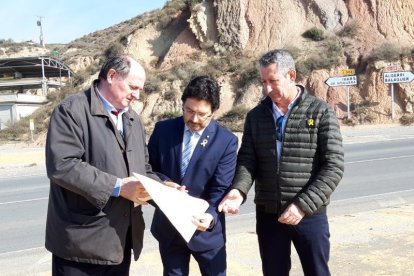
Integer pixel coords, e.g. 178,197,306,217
264,84,272,94
131,91,140,100
191,113,201,122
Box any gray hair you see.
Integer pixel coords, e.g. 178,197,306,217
258,49,295,76
98,55,131,80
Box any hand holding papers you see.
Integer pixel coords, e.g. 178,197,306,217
133,173,209,242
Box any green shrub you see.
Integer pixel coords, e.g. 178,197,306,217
159,111,181,120
368,43,401,63
238,63,259,87
400,114,414,126
337,21,360,38
302,27,325,41
342,118,356,126
145,75,163,94
283,46,301,60
296,40,343,78
186,0,203,7
217,106,249,132
164,90,177,101
103,42,125,59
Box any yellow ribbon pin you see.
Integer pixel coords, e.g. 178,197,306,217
307,118,314,127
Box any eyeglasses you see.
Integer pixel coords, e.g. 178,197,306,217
276,115,284,141
183,107,213,121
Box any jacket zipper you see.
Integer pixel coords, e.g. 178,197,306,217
263,103,282,216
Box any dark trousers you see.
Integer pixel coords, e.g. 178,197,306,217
52,229,132,276
159,235,226,276
256,209,330,276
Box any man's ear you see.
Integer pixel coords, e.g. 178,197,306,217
106,69,117,84
288,70,296,82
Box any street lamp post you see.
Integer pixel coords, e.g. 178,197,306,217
37,16,45,48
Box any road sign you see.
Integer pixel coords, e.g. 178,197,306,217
340,69,355,75
325,75,357,87
384,65,399,72
29,119,34,130
383,71,414,84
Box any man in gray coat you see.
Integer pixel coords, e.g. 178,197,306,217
219,49,344,275
45,55,156,275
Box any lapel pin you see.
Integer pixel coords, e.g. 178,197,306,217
200,139,208,147
307,118,315,127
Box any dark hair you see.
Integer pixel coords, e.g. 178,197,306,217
98,55,131,80
181,76,220,112
259,49,296,76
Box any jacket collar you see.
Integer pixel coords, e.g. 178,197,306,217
89,79,136,149
261,84,307,110
90,80,108,117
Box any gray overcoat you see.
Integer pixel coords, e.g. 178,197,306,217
45,80,157,265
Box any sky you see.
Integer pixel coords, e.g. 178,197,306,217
0,0,168,44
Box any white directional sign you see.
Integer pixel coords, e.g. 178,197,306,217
325,75,357,87
383,71,414,84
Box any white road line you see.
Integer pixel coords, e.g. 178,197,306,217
332,188,414,203
346,154,414,164
343,136,414,144
0,197,48,205
0,246,45,257
0,173,46,180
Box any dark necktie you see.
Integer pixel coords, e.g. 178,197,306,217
276,115,284,141
111,110,123,137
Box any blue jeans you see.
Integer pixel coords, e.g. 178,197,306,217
256,209,330,276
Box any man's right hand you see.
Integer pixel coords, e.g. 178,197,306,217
218,189,244,214
164,181,188,192
120,176,150,204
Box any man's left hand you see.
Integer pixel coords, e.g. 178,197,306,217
278,203,305,225
192,213,214,231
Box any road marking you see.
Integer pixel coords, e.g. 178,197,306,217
346,154,414,164
0,246,45,257
332,188,414,203
343,135,414,145
0,172,46,180
0,197,47,205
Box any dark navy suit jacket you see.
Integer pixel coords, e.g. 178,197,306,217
148,117,238,251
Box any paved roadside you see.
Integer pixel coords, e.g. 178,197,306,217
1,202,413,276
1,124,414,178
131,203,414,275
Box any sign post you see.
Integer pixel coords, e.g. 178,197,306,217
383,71,414,119
325,74,357,119
29,119,35,142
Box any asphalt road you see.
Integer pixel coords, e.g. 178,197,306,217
1,131,414,255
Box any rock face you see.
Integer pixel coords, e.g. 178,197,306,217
213,0,348,54
81,0,414,124
12,0,411,128
215,0,249,51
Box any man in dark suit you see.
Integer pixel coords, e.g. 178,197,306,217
148,76,238,276
45,55,156,275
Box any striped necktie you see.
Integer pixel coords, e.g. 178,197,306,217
181,129,194,178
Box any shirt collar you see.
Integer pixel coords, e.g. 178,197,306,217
184,123,207,137
272,87,301,117
95,85,128,115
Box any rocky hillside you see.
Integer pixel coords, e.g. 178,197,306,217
1,0,414,141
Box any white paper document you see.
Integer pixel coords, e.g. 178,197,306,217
133,173,209,243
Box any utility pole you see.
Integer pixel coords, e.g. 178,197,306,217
37,16,45,47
